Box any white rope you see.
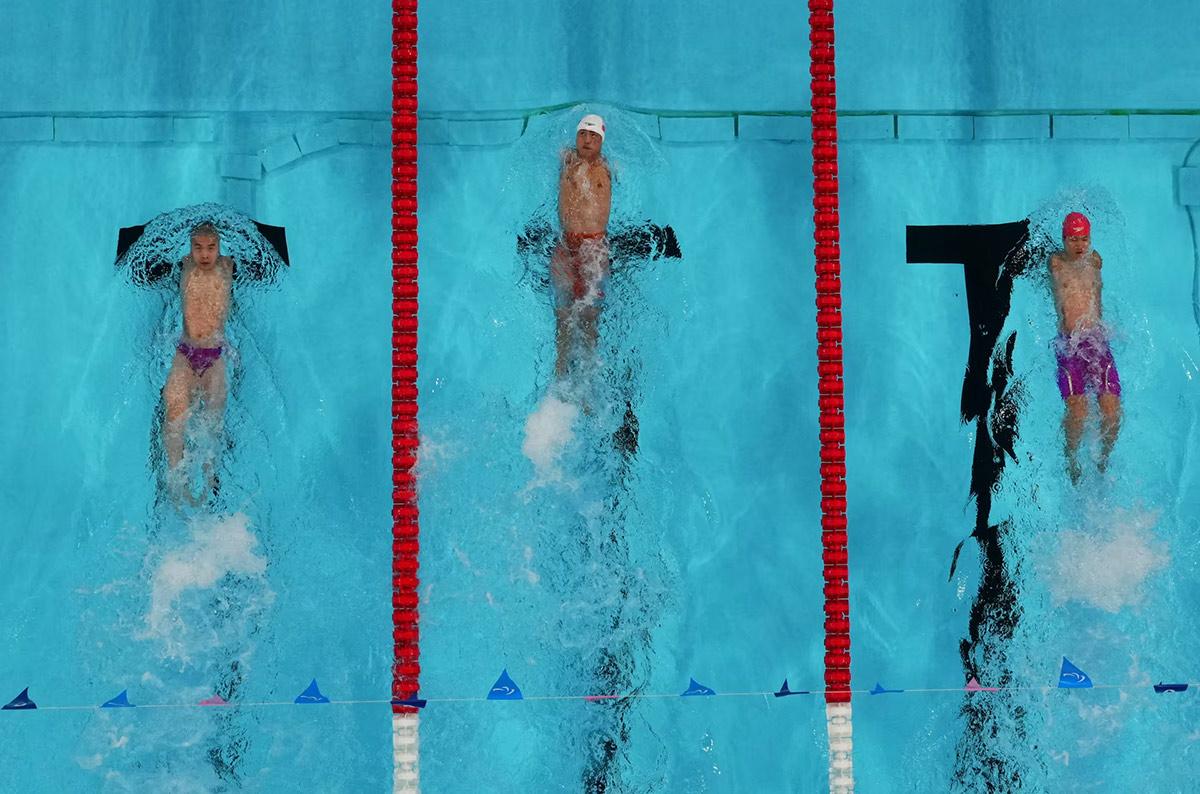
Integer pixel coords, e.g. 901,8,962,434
826,702,855,793
393,712,420,793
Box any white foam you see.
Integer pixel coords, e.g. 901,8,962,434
521,545,541,586
417,432,460,476
1047,507,1168,613
141,512,269,644
521,394,579,485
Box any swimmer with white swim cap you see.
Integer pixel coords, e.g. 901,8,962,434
551,114,612,380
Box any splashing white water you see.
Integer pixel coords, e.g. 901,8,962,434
1046,507,1167,613
141,512,271,656
521,394,578,486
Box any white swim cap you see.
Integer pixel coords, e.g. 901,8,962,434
577,114,606,140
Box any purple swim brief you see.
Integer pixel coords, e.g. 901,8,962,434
178,341,223,376
1054,332,1120,399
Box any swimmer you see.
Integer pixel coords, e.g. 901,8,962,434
551,113,612,380
162,222,232,505
1049,212,1121,483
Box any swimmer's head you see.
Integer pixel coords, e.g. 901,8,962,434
1062,212,1091,257
190,221,220,243
1062,212,1091,239
575,114,605,160
190,221,221,267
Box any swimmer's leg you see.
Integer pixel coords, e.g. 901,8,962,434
1063,395,1087,484
550,244,578,380
163,353,195,504
554,306,574,379
163,353,193,468
198,358,229,501
577,304,600,366
570,305,603,415
574,243,608,380
1097,393,1121,473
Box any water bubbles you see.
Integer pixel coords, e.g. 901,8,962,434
1042,506,1168,613
140,512,273,660
116,202,287,287
521,393,580,487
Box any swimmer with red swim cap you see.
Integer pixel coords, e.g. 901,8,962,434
551,114,612,380
1049,211,1121,483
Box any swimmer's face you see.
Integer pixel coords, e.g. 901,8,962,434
190,234,220,268
1064,233,1090,258
575,129,602,160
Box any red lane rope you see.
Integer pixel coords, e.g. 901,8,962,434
391,0,421,714
809,0,851,706
389,0,844,713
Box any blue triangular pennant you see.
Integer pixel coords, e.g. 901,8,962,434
1058,657,1093,689
294,679,330,704
869,682,904,695
391,694,428,709
774,679,808,697
101,690,135,708
2,687,36,710
681,678,715,697
487,669,523,700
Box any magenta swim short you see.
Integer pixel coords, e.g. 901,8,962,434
178,340,223,376
1054,332,1120,399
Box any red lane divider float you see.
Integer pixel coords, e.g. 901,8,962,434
391,0,421,716
809,0,850,707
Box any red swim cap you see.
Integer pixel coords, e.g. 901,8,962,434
1062,212,1090,237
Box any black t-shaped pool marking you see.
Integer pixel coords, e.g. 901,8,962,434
907,219,1048,789
906,220,1032,573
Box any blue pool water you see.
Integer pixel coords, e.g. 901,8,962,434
4,2,1200,792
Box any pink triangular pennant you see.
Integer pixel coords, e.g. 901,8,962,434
199,694,228,706
965,677,999,692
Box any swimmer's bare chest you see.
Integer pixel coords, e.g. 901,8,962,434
559,159,610,233
1051,252,1102,331
182,261,232,344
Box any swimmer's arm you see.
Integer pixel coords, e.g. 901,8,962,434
1092,251,1103,269
596,162,612,224
220,255,237,283
1047,254,1065,304
557,152,573,193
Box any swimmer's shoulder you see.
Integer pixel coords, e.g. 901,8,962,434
594,157,611,185
1049,251,1065,271
1091,250,1103,268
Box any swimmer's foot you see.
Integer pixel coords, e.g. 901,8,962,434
201,463,221,505
1066,458,1082,486
167,471,200,509
169,483,199,509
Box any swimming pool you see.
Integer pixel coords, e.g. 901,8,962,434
4,2,1200,791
